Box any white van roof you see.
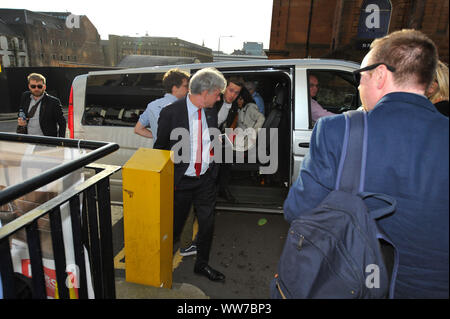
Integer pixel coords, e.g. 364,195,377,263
87,58,360,76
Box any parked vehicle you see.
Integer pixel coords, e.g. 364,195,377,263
68,59,361,213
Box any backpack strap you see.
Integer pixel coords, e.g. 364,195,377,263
335,110,367,194
335,111,398,298
336,111,397,219
360,192,397,219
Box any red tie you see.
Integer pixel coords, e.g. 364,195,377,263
195,109,202,176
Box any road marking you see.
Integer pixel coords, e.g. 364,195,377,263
114,246,187,271
114,248,126,270
112,205,199,271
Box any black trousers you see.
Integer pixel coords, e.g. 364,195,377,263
174,170,216,268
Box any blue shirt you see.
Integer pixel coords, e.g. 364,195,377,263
138,93,178,140
252,92,265,114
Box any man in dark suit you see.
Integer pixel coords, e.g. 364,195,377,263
17,73,66,137
284,30,448,298
154,67,227,282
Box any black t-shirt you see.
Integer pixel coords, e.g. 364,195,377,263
434,100,449,117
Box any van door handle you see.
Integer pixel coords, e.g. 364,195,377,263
298,142,310,148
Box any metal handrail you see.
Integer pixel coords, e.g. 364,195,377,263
0,133,121,299
0,163,120,241
0,133,119,206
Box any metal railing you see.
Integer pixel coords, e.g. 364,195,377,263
0,133,120,299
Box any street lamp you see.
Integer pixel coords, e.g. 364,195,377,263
218,35,233,53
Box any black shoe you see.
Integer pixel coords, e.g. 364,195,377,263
194,264,225,282
219,187,237,203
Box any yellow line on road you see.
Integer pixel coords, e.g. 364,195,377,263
114,219,198,271
114,248,126,270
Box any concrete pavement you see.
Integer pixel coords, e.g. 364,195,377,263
111,206,289,299
111,205,211,299
115,279,209,299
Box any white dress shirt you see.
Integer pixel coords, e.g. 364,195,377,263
184,95,211,176
217,101,232,127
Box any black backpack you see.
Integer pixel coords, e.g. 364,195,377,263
271,111,399,299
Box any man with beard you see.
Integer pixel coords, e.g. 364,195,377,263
17,73,66,137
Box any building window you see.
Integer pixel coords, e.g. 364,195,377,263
9,55,16,67
8,38,15,50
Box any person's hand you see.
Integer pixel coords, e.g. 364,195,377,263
18,118,27,126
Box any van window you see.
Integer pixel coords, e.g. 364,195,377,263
83,73,167,127
307,70,359,127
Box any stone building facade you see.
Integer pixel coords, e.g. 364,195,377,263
0,19,28,67
268,0,449,64
104,35,213,66
0,9,104,68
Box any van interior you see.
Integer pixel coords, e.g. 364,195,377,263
214,70,292,212
82,67,358,212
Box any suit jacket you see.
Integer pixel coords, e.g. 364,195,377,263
284,92,449,298
19,91,66,137
154,96,219,187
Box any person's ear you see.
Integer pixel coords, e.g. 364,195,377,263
375,66,388,90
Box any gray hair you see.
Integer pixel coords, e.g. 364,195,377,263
189,68,226,95
244,81,257,92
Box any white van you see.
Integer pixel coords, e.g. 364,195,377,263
68,59,360,213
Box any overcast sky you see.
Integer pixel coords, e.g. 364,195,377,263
2,0,274,54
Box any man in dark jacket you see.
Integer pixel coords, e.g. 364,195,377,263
284,30,448,298
17,73,66,137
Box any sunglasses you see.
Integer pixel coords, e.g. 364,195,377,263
30,84,44,89
353,63,396,85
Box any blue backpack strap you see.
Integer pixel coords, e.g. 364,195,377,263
359,192,397,219
336,111,397,219
335,110,367,194
335,111,398,298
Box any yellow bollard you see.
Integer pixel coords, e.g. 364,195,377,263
122,148,174,288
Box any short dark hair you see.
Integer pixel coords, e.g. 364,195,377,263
27,73,46,84
370,29,438,90
227,76,245,89
162,68,190,93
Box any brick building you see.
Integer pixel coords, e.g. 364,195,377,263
0,9,104,67
268,0,449,64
